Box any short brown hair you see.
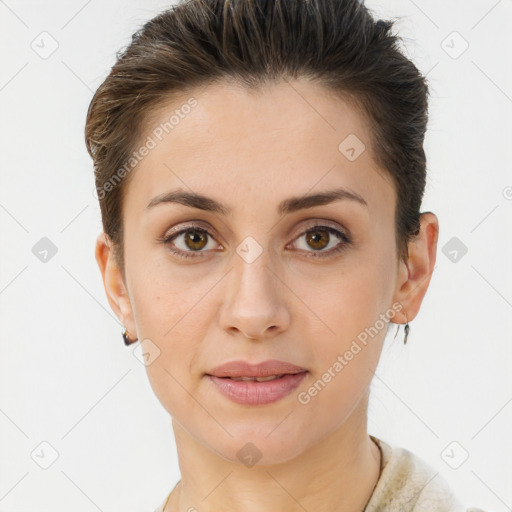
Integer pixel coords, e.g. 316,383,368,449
85,0,429,274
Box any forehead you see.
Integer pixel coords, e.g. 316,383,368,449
125,79,395,219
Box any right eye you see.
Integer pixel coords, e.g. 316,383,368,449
162,225,222,259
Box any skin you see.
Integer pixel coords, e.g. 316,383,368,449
95,78,438,512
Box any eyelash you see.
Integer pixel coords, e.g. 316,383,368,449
159,223,351,260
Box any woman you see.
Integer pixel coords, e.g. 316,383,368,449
85,0,487,510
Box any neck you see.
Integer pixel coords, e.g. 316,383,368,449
164,397,382,512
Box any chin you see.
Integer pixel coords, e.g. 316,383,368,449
204,423,316,467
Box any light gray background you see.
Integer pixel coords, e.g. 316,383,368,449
0,0,511,511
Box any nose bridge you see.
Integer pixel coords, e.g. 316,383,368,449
219,235,290,338
232,237,278,308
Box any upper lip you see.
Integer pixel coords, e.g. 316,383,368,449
206,359,308,378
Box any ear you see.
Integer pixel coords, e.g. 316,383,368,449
95,232,137,339
392,212,439,323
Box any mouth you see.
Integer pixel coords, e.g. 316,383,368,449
205,359,309,405
206,359,308,379
206,371,309,405
214,372,306,382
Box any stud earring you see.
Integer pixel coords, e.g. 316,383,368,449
122,326,138,346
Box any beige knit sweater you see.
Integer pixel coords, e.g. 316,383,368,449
154,435,488,511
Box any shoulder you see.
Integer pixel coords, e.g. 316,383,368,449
365,435,490,512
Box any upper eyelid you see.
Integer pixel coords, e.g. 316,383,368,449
164,220,217,239
290,220,348,238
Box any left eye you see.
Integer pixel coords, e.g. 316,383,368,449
290,226,350,257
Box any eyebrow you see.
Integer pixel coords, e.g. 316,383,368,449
146,187,368,216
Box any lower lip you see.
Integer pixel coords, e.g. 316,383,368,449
207,372,308,405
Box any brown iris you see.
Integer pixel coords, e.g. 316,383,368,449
184,229,208,251
305,228,329,251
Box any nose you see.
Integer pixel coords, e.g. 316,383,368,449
219,250,291,341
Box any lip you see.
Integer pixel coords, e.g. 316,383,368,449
207,372,308,405
205,359,308,406
206,359,308,378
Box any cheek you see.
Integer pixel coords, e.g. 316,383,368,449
293,258,392,342
130,278,208,359
132,277,208,418
293,267,387,426
126,238,213,336
126,256,218,388
288,242,395,386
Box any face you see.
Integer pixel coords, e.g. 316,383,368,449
96,78,436,465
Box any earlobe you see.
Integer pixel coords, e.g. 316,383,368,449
94,232,136,335
392,212,439,324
